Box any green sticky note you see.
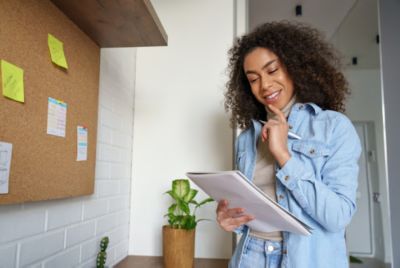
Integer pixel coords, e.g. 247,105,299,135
1,60,24,103
48,33,68,69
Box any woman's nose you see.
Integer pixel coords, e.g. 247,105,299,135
261,76,273,91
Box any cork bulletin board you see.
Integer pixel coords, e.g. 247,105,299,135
0,0,99,204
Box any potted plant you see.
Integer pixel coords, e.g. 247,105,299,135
163,179,213,268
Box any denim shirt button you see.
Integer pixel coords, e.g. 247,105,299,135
299,104,304,110
309,149,315,154
267,245,274,252
279,194,284,199
284,175,290,181
289,125,293,130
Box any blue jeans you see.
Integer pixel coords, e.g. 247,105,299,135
240,236,283,268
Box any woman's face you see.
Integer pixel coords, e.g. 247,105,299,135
243,47,295,110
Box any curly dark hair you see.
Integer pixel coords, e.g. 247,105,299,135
224,21,349,129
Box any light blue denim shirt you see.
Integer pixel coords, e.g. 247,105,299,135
230,102,361,268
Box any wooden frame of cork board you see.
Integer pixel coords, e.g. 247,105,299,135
0,0,99,204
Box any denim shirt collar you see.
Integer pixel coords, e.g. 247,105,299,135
292,102,322,115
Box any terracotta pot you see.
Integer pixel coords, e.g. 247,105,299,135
163,225,195,268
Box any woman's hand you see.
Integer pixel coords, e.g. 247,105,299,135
216,200,254,232
261,104,291,167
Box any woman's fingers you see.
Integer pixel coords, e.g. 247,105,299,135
261,124,268,142
217,206,244,221
261,120,278,142
216,200,255,232
216,199,228,213
268,104,287,122
220,214,255,232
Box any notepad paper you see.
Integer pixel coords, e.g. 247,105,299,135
0,142,13,194
48,34,68,69
1,59,24,103
186,170,312,235
77,126,88,161
47,97,67,137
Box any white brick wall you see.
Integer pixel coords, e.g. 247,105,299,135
0,244,16,267
0,48,136,268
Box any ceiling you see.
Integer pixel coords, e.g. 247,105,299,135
248,0,380,69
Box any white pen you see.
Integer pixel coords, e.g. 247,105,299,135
259,120,302,140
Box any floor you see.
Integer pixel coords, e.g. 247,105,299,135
115,256,229,268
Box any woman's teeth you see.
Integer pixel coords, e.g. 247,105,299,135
267,91,279,99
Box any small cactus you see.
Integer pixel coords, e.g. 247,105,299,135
96,237,109,268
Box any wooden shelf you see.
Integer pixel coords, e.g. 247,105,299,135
50,0,167,47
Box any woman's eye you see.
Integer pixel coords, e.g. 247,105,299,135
268,69,278,74
249,78,258,83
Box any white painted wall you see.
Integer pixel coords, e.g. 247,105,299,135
248,0,355,39
129,0,235,259
0,48,136,267
344,69,391,263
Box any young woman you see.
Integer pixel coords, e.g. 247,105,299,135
217,21,361,268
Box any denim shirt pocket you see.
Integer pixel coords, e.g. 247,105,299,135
291,140,330,158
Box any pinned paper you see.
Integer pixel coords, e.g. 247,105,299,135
1,60,24,103
0,142,13,194
48,34,68,69
77,126,88,161
47,97,67,137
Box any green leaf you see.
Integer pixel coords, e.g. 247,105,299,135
176,215,196,230
178,200,190,215
166,213,176,226
168,204,177,215
172,179,190,199
165,212,175,219
181,216,189,227
186,215,196,229
196,218,212,223
174,215,184,228
196,197,214,207
165,190,179,201
189,200,199,206
183,189,198,202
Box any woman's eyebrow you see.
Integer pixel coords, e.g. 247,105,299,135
245,59,278,75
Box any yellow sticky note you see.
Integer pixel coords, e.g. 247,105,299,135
48,33,68,69
1,60,24,103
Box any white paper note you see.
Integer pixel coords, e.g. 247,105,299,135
47,97,67,137
0,142,13,194
77,126,88,161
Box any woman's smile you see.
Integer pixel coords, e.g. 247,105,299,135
264,90,281,104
